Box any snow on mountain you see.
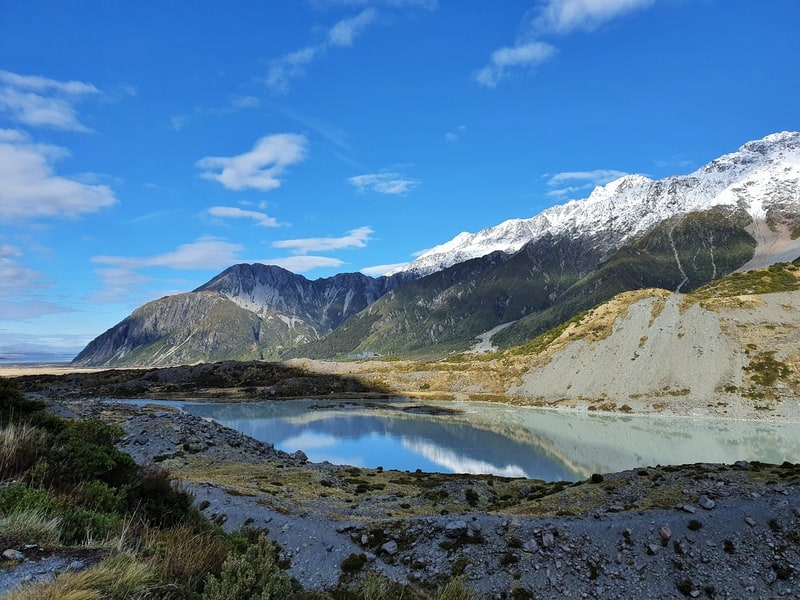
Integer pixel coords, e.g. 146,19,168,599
392,132,800,277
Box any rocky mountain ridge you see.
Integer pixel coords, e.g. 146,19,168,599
74,132,800,366
73,266,405,366
393,131,800,277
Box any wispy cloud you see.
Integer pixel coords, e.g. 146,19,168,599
92,237,245,271
360,262,408,277
209,206,280,227
170,95,261,132
266,2,435,94
0,69,100,132
255,255,345,273
266,9,378,94
0,244,46,297
0,129,117,220
329,8,378,46
474,42,557,88
88,237,247,305
444,124,467,143
544,168,628,197
475,0,655,88
348,172,419,195
272,226,373,254
0,300,70,320
533,0,655,33
196,133,308,191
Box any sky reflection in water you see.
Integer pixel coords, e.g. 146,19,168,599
138,399,800,482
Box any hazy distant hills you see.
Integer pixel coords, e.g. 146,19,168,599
74,132,800,367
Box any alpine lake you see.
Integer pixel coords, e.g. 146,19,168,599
121,398,800,481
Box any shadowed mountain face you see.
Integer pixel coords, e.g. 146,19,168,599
73,266,405,367
75,133,800,366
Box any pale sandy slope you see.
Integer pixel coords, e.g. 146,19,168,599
508,289,800,421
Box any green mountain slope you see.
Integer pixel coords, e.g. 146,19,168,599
291,206,756,359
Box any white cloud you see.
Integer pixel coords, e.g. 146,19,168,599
256,255,345,273
475,0,654,88
360,262,408,277
92,237,245,271
0,129,117,220
348,172,419,195
474,41,557,88
0,69,99,131
545,168,628,197
266,46,320,94
209,206,280,227
533,0,655,34
196,133,308,191
265,7,385,94
272,226,373,254
328,8,377,46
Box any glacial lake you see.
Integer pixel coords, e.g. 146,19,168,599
124,398,800,481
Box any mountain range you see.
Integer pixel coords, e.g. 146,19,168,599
73,131,800,367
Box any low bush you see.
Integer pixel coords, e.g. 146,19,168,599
202,532,293,600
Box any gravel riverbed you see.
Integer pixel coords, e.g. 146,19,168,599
2,400,799,599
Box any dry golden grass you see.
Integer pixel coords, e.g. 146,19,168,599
0,509,61,548
0,422,45,476
3,552,153,600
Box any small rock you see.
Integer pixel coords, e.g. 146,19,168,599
541,532,555,548
381,540,398,556
445,521,468,538
523,539,539,553
698,496,715,510
2,549,24,561
744,516,756,527
660,526,672,542
68,560,87,571
646,543,660,555
679,504,697,514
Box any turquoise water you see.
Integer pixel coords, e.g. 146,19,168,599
123,398,800,481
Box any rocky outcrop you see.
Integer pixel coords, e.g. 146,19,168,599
74,265,405,367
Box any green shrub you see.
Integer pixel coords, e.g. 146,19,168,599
0,377,45,423
59,505,121,546
202,532,293,600
48,419,137,488
0,482,56,515
124,463,205,529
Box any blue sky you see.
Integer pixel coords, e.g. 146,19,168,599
1,0,799,357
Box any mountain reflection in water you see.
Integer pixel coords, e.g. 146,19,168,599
133,399,800,481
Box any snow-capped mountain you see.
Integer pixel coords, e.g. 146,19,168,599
75,132,800,366
393,131,800,277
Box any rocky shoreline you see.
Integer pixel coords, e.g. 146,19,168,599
11,398,793,599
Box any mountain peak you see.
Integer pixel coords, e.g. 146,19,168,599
394,132,800,277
